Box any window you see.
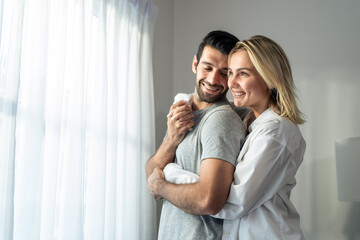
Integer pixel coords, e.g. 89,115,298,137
0,0,157,239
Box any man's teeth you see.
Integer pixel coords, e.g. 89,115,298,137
203,83,218,91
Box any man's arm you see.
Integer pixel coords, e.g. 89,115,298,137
145,137,178,179
148,108,245,214
148,158,235,215
145,101,194,179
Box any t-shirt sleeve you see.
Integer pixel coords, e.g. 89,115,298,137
200,108,246,166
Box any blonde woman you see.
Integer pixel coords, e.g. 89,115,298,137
212,35,306,239
148,35,306,239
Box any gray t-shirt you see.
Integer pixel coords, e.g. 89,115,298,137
158,99,246,240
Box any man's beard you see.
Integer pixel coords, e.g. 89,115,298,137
196,79,228,103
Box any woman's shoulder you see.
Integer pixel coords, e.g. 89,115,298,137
256,109,303,142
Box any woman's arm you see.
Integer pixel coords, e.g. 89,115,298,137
213,135,299,220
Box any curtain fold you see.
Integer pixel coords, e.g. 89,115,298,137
0,0,158,239
0,0,25,239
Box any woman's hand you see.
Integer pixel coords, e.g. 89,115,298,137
165,100,195,147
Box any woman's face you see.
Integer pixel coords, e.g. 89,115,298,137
228,50,270,118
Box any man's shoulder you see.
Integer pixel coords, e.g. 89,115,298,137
200,103,245,135
205,104,242,122
210,103,233,112
228,101,251,120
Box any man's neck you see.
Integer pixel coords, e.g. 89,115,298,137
192,93,224,111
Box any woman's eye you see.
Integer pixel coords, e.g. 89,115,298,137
240,72,248,76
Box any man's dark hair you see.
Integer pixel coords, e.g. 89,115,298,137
196,30,239,64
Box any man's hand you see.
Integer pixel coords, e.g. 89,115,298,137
147,159,235,215
148,167,166,201
145,100,194,182
166,100,195,147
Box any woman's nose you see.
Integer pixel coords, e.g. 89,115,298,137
228,75,235,88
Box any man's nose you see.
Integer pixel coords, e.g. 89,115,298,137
207,70,222,85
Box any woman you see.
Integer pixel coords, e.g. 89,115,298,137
159,35,306,239
215,35,306,239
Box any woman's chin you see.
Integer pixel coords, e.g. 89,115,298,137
233,100,244,108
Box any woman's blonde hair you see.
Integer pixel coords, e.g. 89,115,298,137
229,35,305,124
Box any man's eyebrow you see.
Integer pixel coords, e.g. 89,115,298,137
200,61,214,66
200,61,228,71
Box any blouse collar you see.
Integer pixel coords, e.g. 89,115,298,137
248,108,278,133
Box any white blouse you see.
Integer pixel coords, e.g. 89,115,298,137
164,108,306,240
213,108,306,239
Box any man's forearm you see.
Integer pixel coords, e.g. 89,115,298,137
146,101,194,179
156,180,225,215
149,159,235,215
145,138,178,179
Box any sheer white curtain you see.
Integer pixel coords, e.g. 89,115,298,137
0,0,157,239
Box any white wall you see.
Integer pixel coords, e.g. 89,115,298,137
152,0,175,233
153,0,360,239
152,0,174,146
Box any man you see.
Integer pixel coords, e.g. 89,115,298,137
146,31,246,239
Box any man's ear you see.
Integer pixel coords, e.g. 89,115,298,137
192,55,198,74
